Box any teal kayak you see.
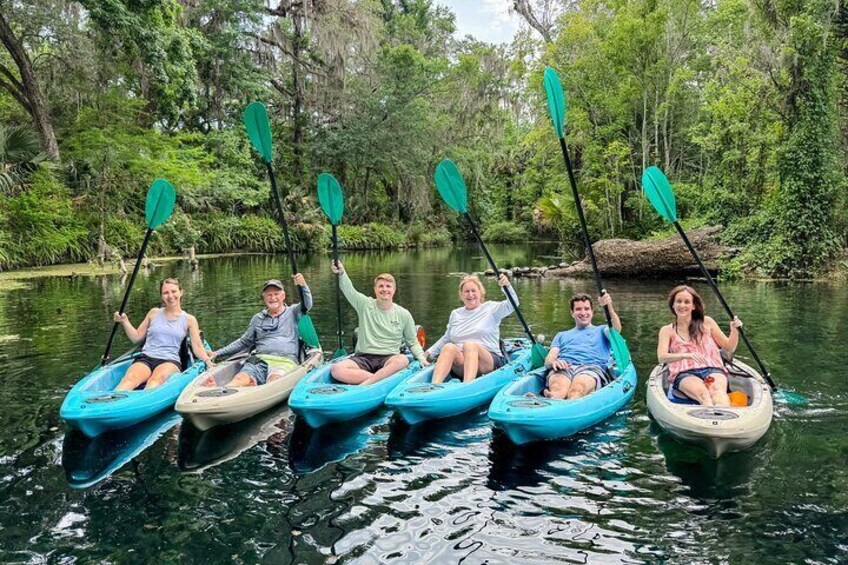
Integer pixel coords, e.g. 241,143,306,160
60,345,208,438
289,354,420,428
488,361,637,444
385,339,532,425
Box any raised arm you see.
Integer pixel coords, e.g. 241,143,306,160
598,292,621,332
492,274,519,319
114,308,155,344
707,316,741,355
291,273,313,313
334,262,369,311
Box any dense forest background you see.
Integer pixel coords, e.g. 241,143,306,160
0,0,845,278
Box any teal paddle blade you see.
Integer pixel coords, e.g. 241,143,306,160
642,166,678,224
145,179,176,229
434,159,468,214
243,101,273,163
332,347,348,360
530,343,549,370
609,328,631,370
297,314,321,350
317,173,345,225
543,67,567,139
774,390,806,405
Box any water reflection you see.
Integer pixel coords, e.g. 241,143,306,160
177,405,293,473
487,412,631,491
386,409,491,458
288,412,388,474
654,427,760,502
61,410,181,489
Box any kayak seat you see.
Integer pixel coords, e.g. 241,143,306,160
662,360,756,405
659,365,700,405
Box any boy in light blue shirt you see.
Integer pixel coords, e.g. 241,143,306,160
543,292,621,399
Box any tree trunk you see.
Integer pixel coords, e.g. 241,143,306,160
0,12,60,160
291,7,306,185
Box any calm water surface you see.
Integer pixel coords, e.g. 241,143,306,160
0,245,846,563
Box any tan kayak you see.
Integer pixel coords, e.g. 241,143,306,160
647,359,773,458
176,350,324,431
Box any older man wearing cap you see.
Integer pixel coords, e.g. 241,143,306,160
203,273,312,387
330,261,429,385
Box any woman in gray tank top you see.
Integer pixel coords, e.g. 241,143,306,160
113,278,213,390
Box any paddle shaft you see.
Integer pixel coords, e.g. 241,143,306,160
462,212,537,345
265,161,308,310
671,221,776,390
331,223,344,350
101,228,153,365
558,138,614,328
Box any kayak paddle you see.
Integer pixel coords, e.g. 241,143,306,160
434,158,548,369
243,101,320,350
543,66,632,370
101,179,176,365
317,172,347,358
641,165,802,403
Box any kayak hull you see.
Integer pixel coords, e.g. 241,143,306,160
175,350,323,431
60,352,207,438
488,362,637,445
385,339,532,425
646,360,773,458
289,355,420,428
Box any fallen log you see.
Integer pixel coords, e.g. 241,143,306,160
547,226,738,278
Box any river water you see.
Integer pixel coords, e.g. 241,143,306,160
0,246,845,563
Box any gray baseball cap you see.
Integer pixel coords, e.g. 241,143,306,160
262,279,285,292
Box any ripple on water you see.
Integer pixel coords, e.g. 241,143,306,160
1,254,847,563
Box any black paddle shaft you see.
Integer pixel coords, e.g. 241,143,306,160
671,221,776,390
558,138,614,328
265,162,308,311
101,228,153,365
462,212,537,345
331,223,344,350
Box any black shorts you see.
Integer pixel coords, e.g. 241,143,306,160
350,353,395,373
132,354,180,372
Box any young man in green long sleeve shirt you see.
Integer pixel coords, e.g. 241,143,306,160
330,261,430,384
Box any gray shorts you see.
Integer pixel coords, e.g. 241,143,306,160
546,364,611,391
241,359,270,385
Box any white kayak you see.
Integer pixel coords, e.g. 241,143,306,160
175,350,324,431
647,359,773,458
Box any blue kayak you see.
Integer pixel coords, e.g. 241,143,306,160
60,349,207,438
289,354,420,428
488,361,637,444
385,339,532,425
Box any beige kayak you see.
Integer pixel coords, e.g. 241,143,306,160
647,359,773,458
176,350,324,431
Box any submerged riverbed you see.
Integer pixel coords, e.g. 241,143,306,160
0,245,846,563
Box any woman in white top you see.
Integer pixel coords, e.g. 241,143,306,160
426,273,517,383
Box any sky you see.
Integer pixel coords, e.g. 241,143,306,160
436,0,522,45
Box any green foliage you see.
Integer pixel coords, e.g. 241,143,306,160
337,223,406,250
0,124,49,194
0,171,90,268
0,0,845,276
406,222,452,247
481,221,527,243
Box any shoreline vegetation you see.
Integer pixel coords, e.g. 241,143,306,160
1,1,845,281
